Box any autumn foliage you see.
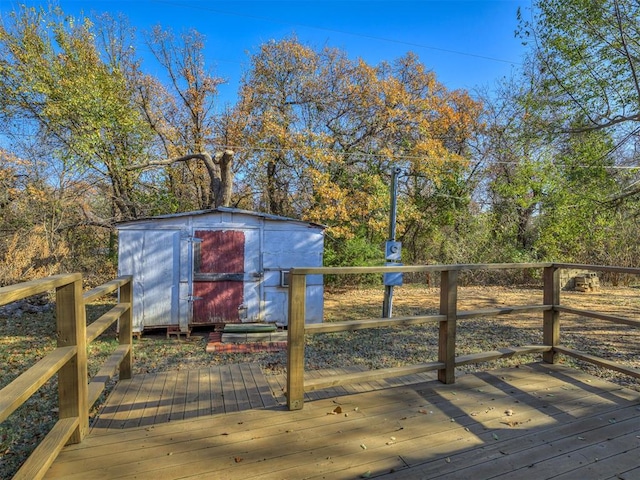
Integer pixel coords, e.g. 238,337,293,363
2,3,640,286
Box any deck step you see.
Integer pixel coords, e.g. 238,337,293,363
223,323,278,333
221,331,287,343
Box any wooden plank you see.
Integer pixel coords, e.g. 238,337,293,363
303,362,444,392
454,345,552,366
292,394,632,479
0,273,81,306
46,387,436,479
289,263,551,276
45,363,640,480
314,367,355,397
543,266,560,363
169,370,189,421
153,371,177,424
438,269,457,383
87,344,131,408
286,272,306,410
141,373,621,480
247,363,279,408
82,276,131,304
365,378,639,479
553,263,640,275
301,369,323,400
0,346,76,423
70,384,608,478
117,279,133,380
120,372,157,429
46,364,639,480
555,346,640,378
56,278,88,443
457,304,551,320
181,370,201,419
613,465,640,480
550,443,640,479
488,426,640,479
85,304,129,343
223,324,277,332
264,370,287,405
305,314,446,334
556,305,640,328
385,402,640,480
135,373,168,428
100,377,144,430
219,365,238,413
196,367,213,417
13,417,78,480
238,363,266,409
229,363,251,411
208,366,225,414
385,373,639,479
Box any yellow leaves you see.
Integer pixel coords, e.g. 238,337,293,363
25,184,47,202
0,226,70,285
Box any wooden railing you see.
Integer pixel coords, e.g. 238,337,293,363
0,273,133,480
286,263,640,410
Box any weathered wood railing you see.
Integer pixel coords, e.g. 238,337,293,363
0,273,133,479
286,263,640,410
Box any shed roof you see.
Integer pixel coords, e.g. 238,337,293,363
115,207,326,229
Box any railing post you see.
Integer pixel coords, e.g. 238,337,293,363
118,278,133,380
56,274,88,444
543,265,560,363
287,271,306,410
438,269,457,384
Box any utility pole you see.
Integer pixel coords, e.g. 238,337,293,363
382,167,403,318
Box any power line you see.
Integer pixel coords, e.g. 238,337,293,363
151,0,522,66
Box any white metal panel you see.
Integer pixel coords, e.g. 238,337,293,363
262,228,324,269
178,281,190,330
262,285,323,324
117,230,145,332
241,228,262,322
262,290,286,324
140,230,180,328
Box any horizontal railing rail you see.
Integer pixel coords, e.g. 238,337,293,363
0,273,133,480
286,263,640,410
83,276,133,408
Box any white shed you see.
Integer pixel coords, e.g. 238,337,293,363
116,207,325,334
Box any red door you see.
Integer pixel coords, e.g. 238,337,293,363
192,230,245,324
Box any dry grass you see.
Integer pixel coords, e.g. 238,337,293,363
1,284,639,478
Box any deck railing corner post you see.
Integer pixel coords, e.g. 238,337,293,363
287,271,306,410
118,276,133,380
56,274,88,444
543,265,560,364
438,268,457,384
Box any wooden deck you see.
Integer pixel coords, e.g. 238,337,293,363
44,362,640,479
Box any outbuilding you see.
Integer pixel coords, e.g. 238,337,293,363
116,207,325,334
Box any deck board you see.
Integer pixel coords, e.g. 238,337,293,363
46,362,639,479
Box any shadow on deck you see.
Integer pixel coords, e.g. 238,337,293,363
44,362,640,479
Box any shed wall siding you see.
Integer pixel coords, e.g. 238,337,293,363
117,210,324,330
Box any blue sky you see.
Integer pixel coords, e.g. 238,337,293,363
1,0,529,106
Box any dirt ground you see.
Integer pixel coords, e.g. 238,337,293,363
324,284,640,319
